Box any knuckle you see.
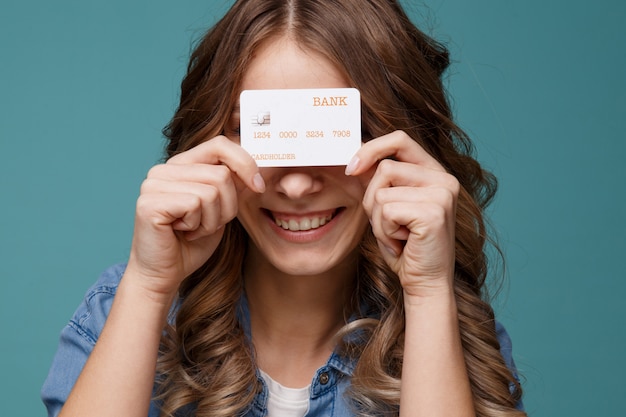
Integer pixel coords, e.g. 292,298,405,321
423,203,448,228
396,129,411,140
135,194,154,216
203,184,220,201
443,173,460,195
436,186,456,209
373,187,389,206
376,158,395,174
139,178,156,195
214,165,232,184
188,195,204,216
380,201,394,219
211,135,231,149
199,221,217,236
146,164,166,178
391,129,413,144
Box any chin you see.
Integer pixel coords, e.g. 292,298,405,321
273,261,334,277
265,244,360,278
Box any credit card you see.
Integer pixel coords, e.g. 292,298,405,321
239,88,361,167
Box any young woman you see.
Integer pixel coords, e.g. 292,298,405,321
42,1,525,416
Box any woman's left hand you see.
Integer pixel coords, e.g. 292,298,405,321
346,130,460,300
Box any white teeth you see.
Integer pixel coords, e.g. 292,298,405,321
274,214,333,231
300,218,311,231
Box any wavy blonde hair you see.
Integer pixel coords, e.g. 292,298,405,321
156,1,525,416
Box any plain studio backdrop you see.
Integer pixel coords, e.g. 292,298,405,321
1,1,624,416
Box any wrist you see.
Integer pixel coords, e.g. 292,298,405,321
119,267,179,310
402,274,455,306
403,283,457,313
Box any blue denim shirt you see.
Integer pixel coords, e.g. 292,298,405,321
42,264,523,416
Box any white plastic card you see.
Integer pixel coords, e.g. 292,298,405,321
239,88,361,167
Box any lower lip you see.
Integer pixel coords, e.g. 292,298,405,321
266,210,343,243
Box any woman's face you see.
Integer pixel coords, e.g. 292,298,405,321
230,37,369,277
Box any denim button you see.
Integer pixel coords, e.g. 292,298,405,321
319,372,330,385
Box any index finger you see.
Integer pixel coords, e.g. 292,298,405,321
345,130,446,176
168,136,265,193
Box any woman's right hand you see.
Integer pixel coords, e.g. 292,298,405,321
125,136,265,301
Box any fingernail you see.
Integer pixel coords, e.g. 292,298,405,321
345,156,360,175
253,173,266,193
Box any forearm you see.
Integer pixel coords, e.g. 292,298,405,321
400,289,474,417
59,273,174,417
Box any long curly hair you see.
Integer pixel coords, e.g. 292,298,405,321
156,1,525,416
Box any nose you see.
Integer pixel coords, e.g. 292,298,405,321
270,168,323,199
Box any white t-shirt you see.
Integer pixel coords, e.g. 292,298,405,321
259,369,310,417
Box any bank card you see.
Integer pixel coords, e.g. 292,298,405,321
239,88,361,167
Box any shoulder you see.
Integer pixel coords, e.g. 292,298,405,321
494,320,525,410
68,263,127,345
494,320,518,377
42,263,128,414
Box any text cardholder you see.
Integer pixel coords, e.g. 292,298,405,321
240,88,361,167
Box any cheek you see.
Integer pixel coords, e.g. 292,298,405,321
344,177,367,204
235,189,258,223
347,180,369,235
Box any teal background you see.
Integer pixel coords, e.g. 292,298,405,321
1,0,624,415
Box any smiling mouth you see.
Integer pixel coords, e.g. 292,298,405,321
268,209,340,231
